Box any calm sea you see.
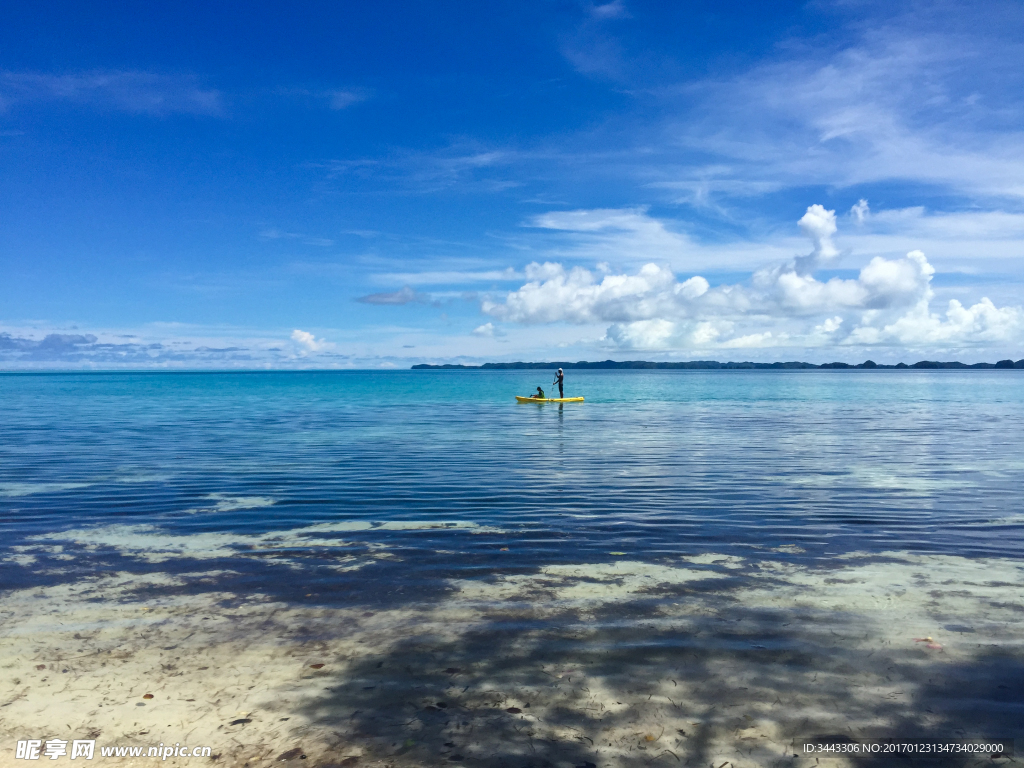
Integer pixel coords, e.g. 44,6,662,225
2,370,1022,600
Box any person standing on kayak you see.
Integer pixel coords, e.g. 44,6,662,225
553,368,564,398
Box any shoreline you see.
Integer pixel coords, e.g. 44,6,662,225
3,360,1024,375
413,359,1024,370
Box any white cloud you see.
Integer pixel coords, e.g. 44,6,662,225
720,331,780,349
374,268,520,286
526,207,694,265
603,318,675,349
815,316,843,335
822,207,1024,277
483,204,1024,352
291,329,330,353
590,1,629,20
511,202,1024,277
355,286,424,305
483,261,709,325
259,228,300,239
0,323,359,369
325,145,516,194
665,30,1024,200
325,89,366,110
0,70,223,116
259,228,334,247
531,207,658,233
274,85,371,112
847,297,1023,347
850,199,870,223
794,204,840,274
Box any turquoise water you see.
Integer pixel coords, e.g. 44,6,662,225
2,370,1022,598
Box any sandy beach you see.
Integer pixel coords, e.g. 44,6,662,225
3,540,1021,767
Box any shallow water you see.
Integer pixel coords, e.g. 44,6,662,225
2,369,1022,596
3,370,1024,766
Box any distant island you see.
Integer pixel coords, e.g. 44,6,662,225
413,358,1024,370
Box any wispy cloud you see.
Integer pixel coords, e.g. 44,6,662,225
0,331,247,365
355,286,425,305
324,89,368,110
590,1,630,20
514,201,1024,277
0,326,355,369
310,17,1024,223
275,86,371,111
259,228,334,247
321,145,521,194
538,5,1024,209
373,268,521,286
560,0,634,78
655,28,1024,200
258,228,302,240
0,70,224,116
525,206,695,265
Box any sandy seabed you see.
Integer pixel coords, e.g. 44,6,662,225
2,544,1022,768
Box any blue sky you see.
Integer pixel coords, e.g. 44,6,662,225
2,0,1022,368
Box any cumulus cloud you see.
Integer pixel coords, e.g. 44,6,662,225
847,297,1023,347
850,199,870,223
291,329,331,353
815,316,843,335
483,204,1024,352
793,204,839,275
483,261,708,324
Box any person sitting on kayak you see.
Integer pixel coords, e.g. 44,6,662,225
530,386,545,399
553,368,564,398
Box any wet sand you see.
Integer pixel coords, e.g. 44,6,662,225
2,549,1022,767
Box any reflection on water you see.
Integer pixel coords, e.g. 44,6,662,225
1,369,1022,590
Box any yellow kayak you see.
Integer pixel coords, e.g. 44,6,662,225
515,396,584,403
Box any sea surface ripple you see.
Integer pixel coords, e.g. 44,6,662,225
2,370,1022,597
